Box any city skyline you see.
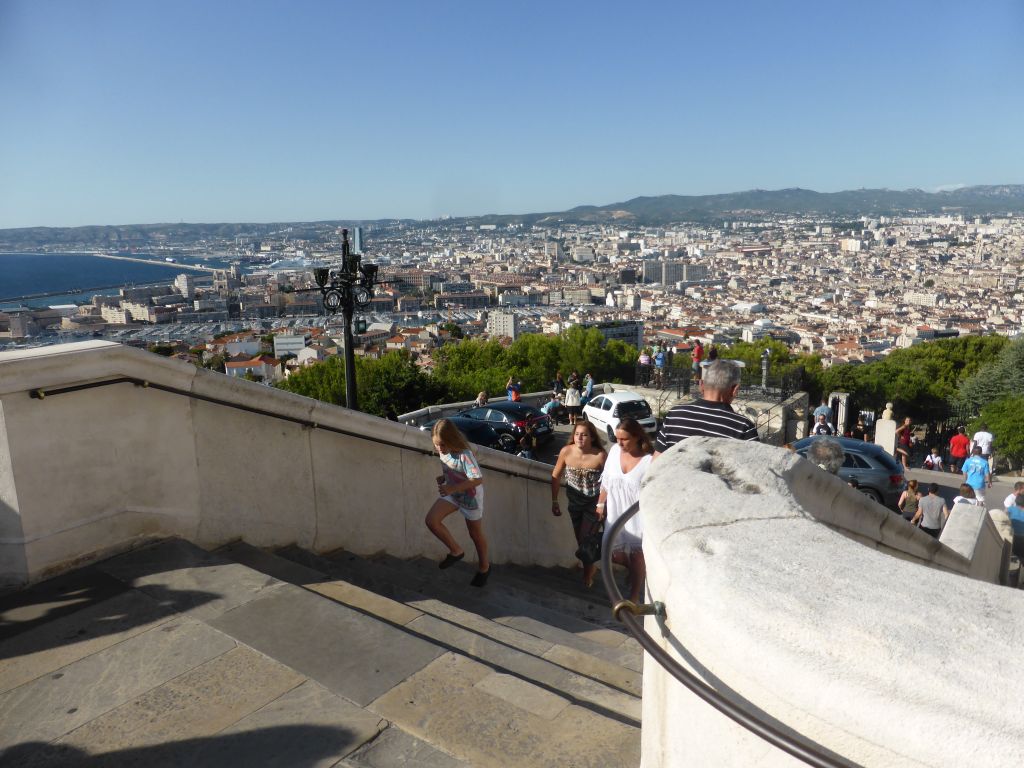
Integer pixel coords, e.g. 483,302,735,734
2,0,1023,229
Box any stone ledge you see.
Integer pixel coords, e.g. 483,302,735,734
640,436,1024,767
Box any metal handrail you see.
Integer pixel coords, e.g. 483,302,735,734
601,501,858,768
27,376,548,484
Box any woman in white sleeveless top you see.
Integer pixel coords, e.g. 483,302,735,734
596,417,654,602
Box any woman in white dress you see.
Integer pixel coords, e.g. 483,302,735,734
563,383,582,426
595,417,654,602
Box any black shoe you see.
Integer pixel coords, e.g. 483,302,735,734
470,569,490,587
439,552,464,569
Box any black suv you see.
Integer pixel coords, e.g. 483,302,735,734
455,401,554,443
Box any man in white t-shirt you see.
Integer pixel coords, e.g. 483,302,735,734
1005,481,1024,511
971,424,994,472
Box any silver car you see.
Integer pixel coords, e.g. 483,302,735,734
794,436,907,509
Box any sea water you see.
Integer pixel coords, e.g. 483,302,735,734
0,253,229,308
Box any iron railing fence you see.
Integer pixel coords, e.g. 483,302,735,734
634,364,692,398
738,367,804,401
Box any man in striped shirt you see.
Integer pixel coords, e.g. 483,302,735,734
654,359,759,456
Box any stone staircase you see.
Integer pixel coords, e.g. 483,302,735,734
0,538,642,767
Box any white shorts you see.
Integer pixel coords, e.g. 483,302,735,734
440,487,484,521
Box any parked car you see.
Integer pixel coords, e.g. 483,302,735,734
793,436,906,509
454,401,554,444
418,416,518,454
582,391,658,441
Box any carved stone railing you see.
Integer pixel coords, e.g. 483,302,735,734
637,437,1024,767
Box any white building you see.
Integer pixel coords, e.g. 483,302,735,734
486,310,520,340
273,333,312,358
175,273,196,300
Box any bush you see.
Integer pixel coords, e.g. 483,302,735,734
974,395,1024,471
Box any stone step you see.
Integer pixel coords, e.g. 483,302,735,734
100,538,632,766
277,544,621,647
0,539,460,768
497,559,632,613
345,551,643,673
415,555,640,651
369,652,640,768
257,545,641,722
97,539,445,710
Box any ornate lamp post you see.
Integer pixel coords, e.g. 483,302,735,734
312,229,380,410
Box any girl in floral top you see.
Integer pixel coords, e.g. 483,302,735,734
551,421,607,587
426,419,490,587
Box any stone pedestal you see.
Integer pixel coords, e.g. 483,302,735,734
874,418,897,454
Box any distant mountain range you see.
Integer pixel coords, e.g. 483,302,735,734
2,186,1023,249
496,184,1024,226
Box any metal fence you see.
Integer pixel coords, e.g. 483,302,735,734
738,367,804,401
634,364,804,404
634,364,692,398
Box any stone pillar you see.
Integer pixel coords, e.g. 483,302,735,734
829,391,850,434
874,401,896,454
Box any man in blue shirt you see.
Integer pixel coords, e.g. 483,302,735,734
1007,492,1024,559
581,373,594,406
962,446,991,506
506,376,521,402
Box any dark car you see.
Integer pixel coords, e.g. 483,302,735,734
793,436,906,509
419,416,518,454
455,401,554,444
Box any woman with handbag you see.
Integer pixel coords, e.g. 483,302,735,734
596,418,654,603
551,420,607,587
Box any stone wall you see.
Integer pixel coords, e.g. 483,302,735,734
0,342,574,586
639,437,1024,767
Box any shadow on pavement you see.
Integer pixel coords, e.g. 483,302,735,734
0,724,359,768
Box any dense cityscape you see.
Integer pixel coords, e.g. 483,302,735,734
2,208,1022,386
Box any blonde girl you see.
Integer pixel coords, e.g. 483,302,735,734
426,418,490,587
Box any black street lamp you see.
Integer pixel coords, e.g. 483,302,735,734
312,229,381,410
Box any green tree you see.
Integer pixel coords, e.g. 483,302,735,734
506,333,562,391
277,356,346,404
355,350,447,418
148,344,175,357
431,338,511,400
956,337,1024,413
277,351,445,418
811,335,1009,419
557,326,611,383
203,353,226,374
974,395,1024,471
603,339,640,383
440,321,464,339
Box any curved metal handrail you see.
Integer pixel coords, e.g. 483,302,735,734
600,501,858,768
27,376,548,484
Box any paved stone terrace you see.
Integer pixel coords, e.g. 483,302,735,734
0,539,641,767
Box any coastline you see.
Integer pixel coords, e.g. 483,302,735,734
90,252,215,273
0,252,217,307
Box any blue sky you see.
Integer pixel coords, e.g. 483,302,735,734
1,0,1022,228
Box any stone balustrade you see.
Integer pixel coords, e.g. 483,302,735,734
0,342,572,586
640,437,1024,767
